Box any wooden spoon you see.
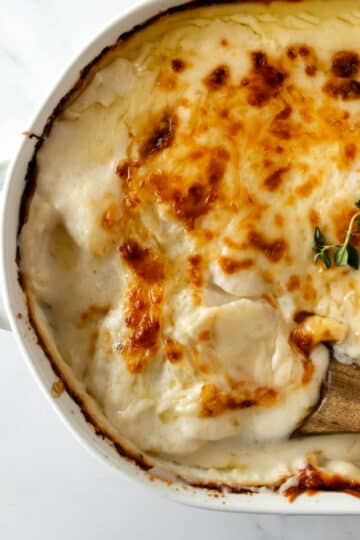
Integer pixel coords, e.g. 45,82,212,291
297,358,360,435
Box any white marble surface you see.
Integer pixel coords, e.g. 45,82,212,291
1,1,360,538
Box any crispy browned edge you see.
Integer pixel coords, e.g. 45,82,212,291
17,0,360,499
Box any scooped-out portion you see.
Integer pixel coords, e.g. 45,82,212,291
18,0,360,495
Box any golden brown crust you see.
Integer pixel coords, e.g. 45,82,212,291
284,464,360,502
200,383,278,418
263,166,289,192
241,51,287,108
203,64,230,90
248,231,286,263
120,241,165,283
140,112,178,159
188,255,203,287
122,285,162,372
331,51,360,79
171,58,187,73
218,256,254,274
165,338,184,363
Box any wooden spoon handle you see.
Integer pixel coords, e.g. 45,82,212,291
298,360,360,435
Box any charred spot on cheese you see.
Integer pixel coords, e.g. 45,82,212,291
287,275,301,292
274,213,284,227
275,105,292,121
123,286,161,373
203,229,214,241
198,329,211,342
290,325,313,356
302,280,317,303
342,142,357,167
175,183,217,229
309,208,320,226
126,317,160,367
217,108,243,136
227,121,242,137
251,387,278,407
270,124,291,141
248,230,286,262
295,176,319,198
223,236,243,250
200,384,278,418
171,58,186,73
204,64,230,90
188,254,203,287
220,38,229,47
189,149,205,160
324,79,360,100
200,384,228,417
140,112,177,158
263,167,289,191
165,338,183,363
346,143,357,161
218,108,229,119
286,44,318,78
207,147,229,183
150,147,228,229
119,240,164,283
299,46,310,57
269,106,293,140
332,51,360,78
242,51,286,107
219,256,253,274
116,160,136,183
287,46,298,60
286,45,312,58
305,65,317,77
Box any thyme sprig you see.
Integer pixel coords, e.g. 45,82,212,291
313,200,360,270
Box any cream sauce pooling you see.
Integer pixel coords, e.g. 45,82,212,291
19,0,360,487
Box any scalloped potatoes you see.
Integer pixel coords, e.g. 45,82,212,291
19,1,360,491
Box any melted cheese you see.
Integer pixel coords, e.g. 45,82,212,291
19,0,360,489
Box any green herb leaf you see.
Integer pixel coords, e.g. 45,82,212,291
314,250,331,268
320,251,331,268
334,244,349,266
314,226,326,249
313,201,360,271
347,244,359,269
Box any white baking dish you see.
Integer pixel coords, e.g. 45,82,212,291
1,0,360,514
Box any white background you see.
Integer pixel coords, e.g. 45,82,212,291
1,1,360,538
